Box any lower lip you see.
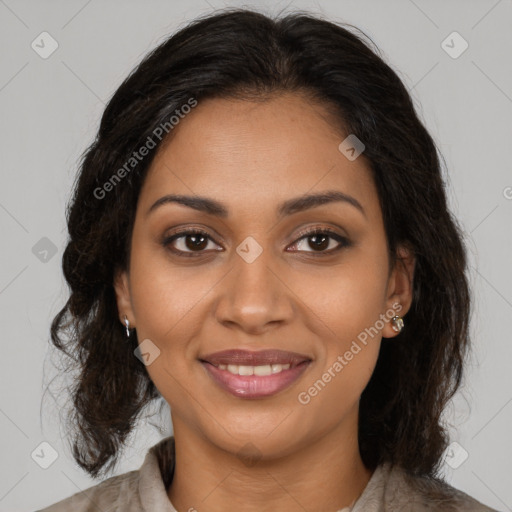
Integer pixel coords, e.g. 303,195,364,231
201,361,311,399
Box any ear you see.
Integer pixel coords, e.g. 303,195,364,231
113,268,135,328
382,244,415,339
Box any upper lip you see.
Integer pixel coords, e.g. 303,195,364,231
200,349,312,368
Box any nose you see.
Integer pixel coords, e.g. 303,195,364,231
213,249,294,334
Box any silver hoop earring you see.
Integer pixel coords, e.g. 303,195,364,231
124,315,131,338
391,315,404,333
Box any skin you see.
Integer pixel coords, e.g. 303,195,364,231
114,91,415,512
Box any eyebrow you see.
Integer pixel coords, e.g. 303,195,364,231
146,190,366,219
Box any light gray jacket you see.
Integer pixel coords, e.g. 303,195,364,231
37,436,500,512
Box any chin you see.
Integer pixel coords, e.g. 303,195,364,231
199,410,313,462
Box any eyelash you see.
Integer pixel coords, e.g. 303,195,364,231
161,226,351,258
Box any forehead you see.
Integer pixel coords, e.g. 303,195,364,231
139,93,378,221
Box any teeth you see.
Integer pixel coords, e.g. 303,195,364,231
217,363,291,375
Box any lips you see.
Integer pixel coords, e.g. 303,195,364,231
199,349,312,399
200,349,311,368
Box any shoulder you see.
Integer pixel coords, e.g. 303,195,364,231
383,463,501,512
36,469,141,512
35,435,175,512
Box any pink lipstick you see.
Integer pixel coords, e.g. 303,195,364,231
199,349,312,399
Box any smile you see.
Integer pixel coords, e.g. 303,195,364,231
217,363,291,375
200,359,311,399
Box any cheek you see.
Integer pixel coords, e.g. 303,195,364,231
294,257,388,342
294,257,387,392
128,244,207,342
296,343,379,437
127,254,202,405
127,246,223,398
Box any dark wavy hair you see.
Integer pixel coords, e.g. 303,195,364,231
47,6,471,480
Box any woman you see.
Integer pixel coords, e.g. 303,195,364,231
38,7,499,512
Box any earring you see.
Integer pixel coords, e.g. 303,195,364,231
124,315,131,338
391,315,404,333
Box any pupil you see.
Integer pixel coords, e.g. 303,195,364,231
310,234,328,251
186,234,207,250
183,233,330,252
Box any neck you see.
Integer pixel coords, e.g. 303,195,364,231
167,411,373,512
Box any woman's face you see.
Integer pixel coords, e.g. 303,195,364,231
115,92,414,459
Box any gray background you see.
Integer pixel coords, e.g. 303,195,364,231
0,0,511,511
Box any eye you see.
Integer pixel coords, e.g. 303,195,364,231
162,228,222,257
162,226,351,257
287,227,351,255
